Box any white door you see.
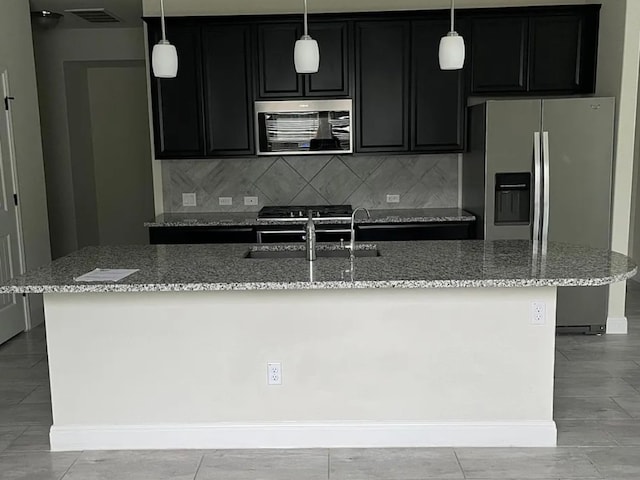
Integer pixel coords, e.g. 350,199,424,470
0,69,26,345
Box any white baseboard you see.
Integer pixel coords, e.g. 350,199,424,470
50,422,557,451
607,316,628,334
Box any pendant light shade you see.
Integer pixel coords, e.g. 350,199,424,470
294,0,320,74
295,36,320,74
152,42,178,78
439,0,465,70
152,0,178,78
439,33,465,70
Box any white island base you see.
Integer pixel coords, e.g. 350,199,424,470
44,287,557,451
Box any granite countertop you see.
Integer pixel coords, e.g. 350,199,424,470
0,240,635,294
144,208,476,227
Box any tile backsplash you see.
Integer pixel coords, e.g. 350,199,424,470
162,154,459,213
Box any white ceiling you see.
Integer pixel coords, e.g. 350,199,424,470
142,0,590,16
29,0,143,28
28,0,590,28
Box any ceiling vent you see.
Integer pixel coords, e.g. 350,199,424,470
65,8,121,24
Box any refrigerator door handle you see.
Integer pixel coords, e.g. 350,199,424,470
533,131,542,242
542,131,551,245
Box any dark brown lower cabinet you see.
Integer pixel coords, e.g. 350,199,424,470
357,222,475,241
148,221,476,245
149,227,256,244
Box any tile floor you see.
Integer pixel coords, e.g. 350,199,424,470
1,285,640,479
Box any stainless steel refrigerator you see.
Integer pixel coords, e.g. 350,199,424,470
463,97,615,333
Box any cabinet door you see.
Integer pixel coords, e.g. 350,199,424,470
356,21,409,152
149,23,205,158
528,13,596,93
257,23,303,98
357,223,475,241
202,24,254,155
471,17,528,93
149,227,256,244
305,22,350,97
411,19,466,152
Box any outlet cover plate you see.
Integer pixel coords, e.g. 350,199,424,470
244,196,258,206
218,197,233,206
267,362,282,385
386,194,400,203
531,301,546,325
182,193,197,207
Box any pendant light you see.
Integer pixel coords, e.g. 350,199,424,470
294,0,320,74
152,0,178,78
439,0,465,70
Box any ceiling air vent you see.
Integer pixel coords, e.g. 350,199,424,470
65,8,121,24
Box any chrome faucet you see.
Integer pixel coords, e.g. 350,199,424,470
349,207,371,252
305,209,317,261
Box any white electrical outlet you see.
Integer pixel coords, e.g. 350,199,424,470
182,193,197,207
267,362,282,385
531,301,546,325
218,197,233,206
244,196,258,206
386,194,400,203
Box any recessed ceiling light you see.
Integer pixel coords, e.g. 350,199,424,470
31,10,63,29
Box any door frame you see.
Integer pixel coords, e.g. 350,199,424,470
1,66,30,330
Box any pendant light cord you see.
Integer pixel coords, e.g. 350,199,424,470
160,0,167,41
303,0,309,37
450,0,455,33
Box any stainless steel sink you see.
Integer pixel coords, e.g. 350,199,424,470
245,247,381,259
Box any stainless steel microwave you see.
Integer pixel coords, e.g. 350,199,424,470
255,99,353,156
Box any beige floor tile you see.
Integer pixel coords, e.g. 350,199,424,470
63,450,203,480
197,449,328,480
330,448,463,479
455,447,602,479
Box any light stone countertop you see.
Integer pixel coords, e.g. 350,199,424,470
0,240,635,294
144,208,476,227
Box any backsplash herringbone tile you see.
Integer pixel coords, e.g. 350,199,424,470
162,154,459,213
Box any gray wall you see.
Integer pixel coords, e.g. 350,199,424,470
87,65,154,245
32,27,146,258
630,59,640,269
162,154,459,213
595,0,640,325
65,62,98,249
0,0,51,326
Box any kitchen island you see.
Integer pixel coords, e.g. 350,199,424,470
1,240,635,451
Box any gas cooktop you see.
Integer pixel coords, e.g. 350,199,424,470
258,205,353,220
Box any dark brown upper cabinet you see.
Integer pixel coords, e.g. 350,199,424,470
356,20,410,152
148,22,206,158
202,24,254,156
305,22,350,97
257,21,350,99
469,6,599,95
470,16,529,94
411,18,467,152
144,5,600,159
257,23,303,98
528,10,599,93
